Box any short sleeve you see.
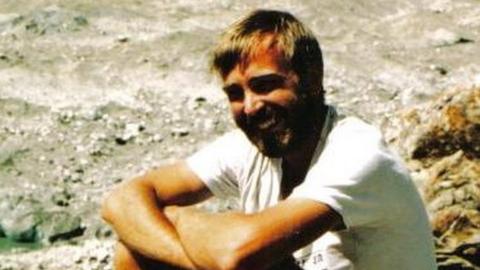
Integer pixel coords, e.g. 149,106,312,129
290,118,400,228
186,129,251,199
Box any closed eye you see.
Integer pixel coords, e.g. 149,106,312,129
223,84,244,101
248,74,286,94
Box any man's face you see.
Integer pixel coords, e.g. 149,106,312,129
222,44,313,157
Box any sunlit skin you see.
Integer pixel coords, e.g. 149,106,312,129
222,37,327,196
222,45,299,115
222,37,308,158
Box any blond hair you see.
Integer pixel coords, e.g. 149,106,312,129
211,10,324,100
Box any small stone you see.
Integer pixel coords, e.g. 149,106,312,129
203,119,217,131
114,136,128,145
429,65,448,75
73,16,88,26
74,144,85,152
171,127,189,137
438,181,453,188
63,169,82,183
195,96,206,103
58,111,75,124
39,211,85,243
100,254,110,264
79,159,88,166
51,190,72,207
89,144,108,156
151,134,163,143
94,226,112,239
115,122,145,144
116,36,129,43
429,28,474,47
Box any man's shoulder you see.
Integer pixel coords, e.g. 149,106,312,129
212,128,254,149
315,115,403,178
328,116,383,148
190,128,257,161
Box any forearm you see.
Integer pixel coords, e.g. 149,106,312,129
102,180,196,270
165,206,254,270
167,199,340,270
166,206,289,270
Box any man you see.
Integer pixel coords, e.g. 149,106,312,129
102,10,437,270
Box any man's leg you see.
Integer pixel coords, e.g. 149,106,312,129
114,242,186,270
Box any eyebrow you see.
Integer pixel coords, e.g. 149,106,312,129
248,73,286,88
222,83,239,92
222,73,287,91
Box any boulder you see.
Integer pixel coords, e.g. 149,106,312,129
1,197,42,243
385,87,480,269
1,196,85,244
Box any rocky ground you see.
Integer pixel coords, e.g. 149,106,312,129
0,0,479,269
385,87,480,269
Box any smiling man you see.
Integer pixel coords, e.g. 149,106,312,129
102,10,437,270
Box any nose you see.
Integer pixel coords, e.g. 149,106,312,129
243,92,264,116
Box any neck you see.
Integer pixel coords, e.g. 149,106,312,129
283,104,328,167
280,104,328,198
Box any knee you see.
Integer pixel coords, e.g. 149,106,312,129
114,242,142,270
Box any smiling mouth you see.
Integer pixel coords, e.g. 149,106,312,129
256,117,277,130
242,104,289,133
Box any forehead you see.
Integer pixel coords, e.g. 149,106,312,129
223,36,291,84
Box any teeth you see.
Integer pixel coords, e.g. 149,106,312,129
257,118,276,129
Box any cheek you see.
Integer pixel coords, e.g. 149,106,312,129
229,102,244,120
268,91,298,108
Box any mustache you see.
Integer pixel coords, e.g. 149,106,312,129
242,105,287,131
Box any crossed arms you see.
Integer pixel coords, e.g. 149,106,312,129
101,161,343,270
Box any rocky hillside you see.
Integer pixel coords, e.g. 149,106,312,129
385,87,480,269
0,0,479,269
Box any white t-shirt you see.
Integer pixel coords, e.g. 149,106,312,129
187,106,437,270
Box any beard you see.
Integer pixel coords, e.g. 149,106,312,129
235,96,317,158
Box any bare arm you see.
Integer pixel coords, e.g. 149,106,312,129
165,198,344,270
101,161,212,269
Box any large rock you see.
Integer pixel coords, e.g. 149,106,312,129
1,197,43,243
0,195,85,244
385,87,480,269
